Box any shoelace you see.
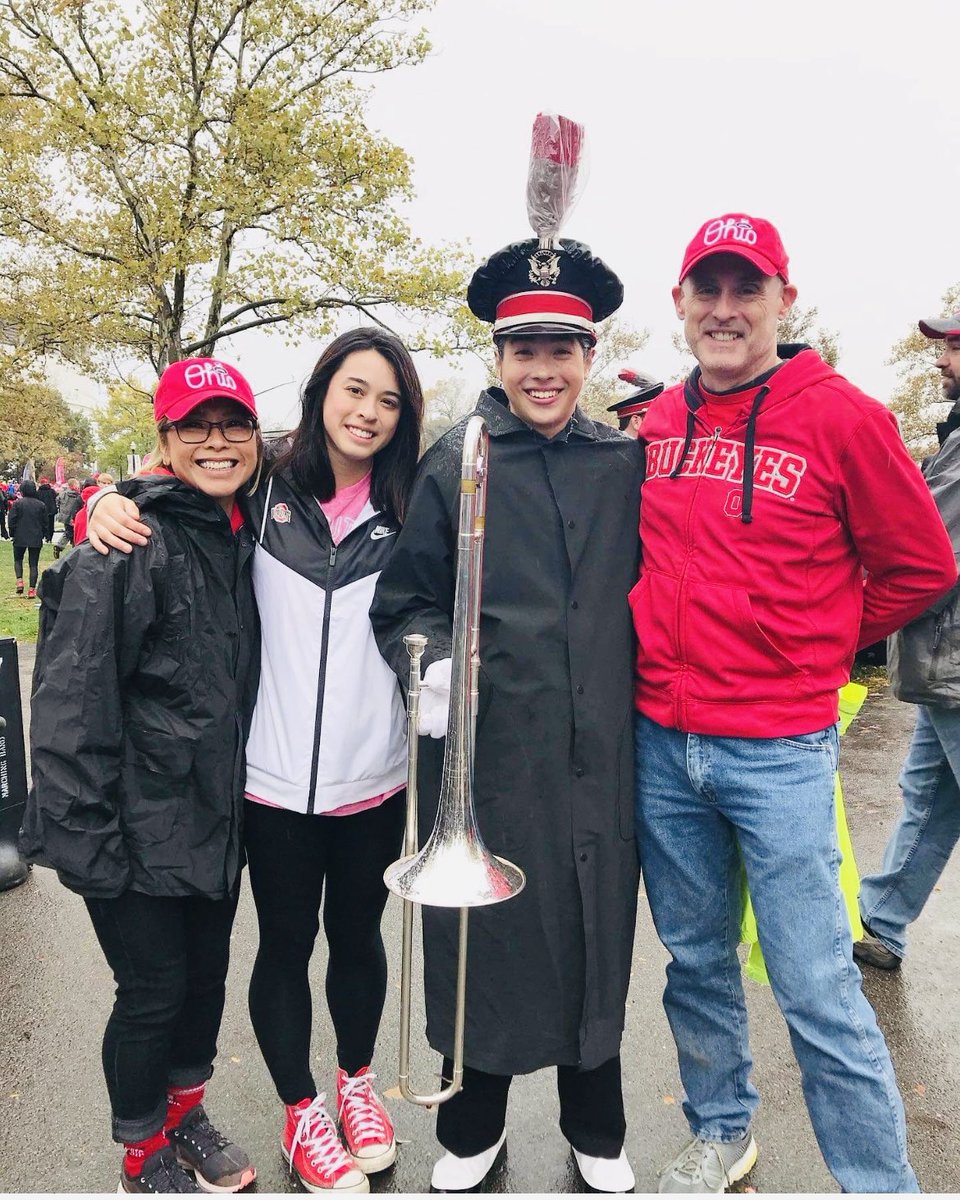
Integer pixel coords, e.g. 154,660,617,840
338,1071,390,1142
176,1108,229,1158
291,1095,352,1176
665,1139,725,1187
137,1147,198,1193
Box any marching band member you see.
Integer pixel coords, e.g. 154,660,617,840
370,115,642,1194
607,369,664,437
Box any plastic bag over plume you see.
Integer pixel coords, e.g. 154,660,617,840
526,112,588,249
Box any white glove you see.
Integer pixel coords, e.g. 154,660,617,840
418,657,452,738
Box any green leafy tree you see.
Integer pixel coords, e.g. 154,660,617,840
887,284,960,462
0,369,94,474
93,380,157,477
0,0,472,380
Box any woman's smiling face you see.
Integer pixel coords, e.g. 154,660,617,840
162,398,259,513
322,349,402,486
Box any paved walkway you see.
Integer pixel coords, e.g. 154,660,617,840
1,647,958,1192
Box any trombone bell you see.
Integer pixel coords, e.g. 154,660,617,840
384,837,525,908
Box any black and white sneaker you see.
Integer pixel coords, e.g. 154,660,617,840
169,1104,256,1193
120,1145,201,1193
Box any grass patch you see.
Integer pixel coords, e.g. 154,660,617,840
851,661,888,691
0,540,64,644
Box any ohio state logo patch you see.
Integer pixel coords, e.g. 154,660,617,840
270,502,292,524
702,216,757,248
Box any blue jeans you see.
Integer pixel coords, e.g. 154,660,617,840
860,703,960,959
635,714,918,1194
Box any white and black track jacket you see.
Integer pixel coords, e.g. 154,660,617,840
244,469,407,815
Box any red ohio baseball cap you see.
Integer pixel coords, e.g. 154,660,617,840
679,213,790,284
154,358,258,424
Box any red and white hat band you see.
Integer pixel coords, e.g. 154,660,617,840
494,290,595,334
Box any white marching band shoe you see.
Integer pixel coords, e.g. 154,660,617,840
430,1130,507,1192
573,1146,636,1193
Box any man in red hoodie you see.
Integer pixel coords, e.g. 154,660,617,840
631,214,956,1195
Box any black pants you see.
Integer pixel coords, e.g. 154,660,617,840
85,888,239,1142
437,1055,625,1159
13,545,41,588
245,794,405,1103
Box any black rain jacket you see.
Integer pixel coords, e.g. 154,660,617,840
21,476,259,899
9,495,48,548
371,389,643,1075
37,482,58,518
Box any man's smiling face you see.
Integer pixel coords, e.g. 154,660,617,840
673,254,797,391
496,335,594,438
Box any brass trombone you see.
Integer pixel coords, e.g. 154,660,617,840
383,413,526,1106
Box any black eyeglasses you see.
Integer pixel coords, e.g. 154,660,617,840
169,417,258,444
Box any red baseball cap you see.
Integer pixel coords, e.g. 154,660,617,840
679,213,790,284
154,358,258,424
918,311,960,339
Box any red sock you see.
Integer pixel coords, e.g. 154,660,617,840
165,1081,206,1133
123,1130,167,1178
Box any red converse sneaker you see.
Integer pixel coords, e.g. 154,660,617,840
282,1095,368,1194
335,1068,396,1174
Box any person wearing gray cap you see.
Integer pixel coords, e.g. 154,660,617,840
856,309,960,972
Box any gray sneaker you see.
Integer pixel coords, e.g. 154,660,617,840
658,1132,757,1193
853,925,902,971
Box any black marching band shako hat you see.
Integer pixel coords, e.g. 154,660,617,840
467,113,623,345
607,369,664,420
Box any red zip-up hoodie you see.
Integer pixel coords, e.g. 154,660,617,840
630,349,957,737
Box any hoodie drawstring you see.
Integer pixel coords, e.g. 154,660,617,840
740,386,770,525
668,407,698,479
668,378,772,524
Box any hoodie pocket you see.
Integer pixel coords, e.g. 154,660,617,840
682,577,807,703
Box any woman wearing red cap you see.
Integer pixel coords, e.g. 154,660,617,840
23,360,263,1194
87,331,425,1194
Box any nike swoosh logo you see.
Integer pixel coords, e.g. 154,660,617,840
370,528,397,540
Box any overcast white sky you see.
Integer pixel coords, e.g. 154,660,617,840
59,0,960,432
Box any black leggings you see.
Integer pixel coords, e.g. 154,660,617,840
245,794,405,1104
85,888,239,1143
437,1055,626,1159
13,545,41,588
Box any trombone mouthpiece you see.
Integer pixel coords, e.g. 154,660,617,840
404,634,428,659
